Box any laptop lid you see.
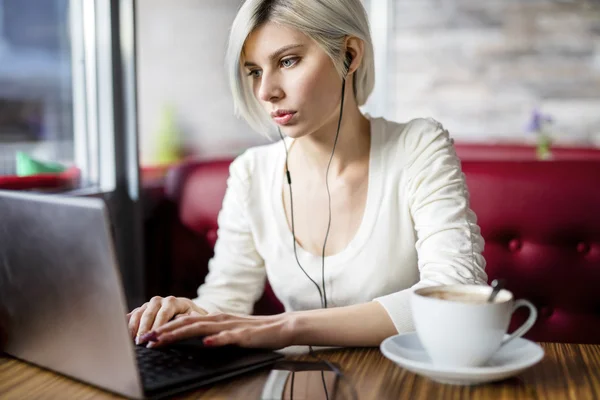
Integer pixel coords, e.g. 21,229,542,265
0,190,144,399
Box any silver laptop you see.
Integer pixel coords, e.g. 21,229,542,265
0,190,282,399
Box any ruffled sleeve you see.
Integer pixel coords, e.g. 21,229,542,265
374,118,488,333
193,151,267,315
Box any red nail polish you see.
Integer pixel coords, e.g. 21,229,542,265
203,337,214,346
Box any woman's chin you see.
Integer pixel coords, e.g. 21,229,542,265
279,124,310,139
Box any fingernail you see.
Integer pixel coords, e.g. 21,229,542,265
139,331,158,343
203,337,214,346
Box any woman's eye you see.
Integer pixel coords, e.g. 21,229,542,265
280,57,298,68
247,70,262,79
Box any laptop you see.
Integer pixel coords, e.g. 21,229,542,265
0,190,283,399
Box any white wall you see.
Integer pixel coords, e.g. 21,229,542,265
388,0,600,145
137,0,268,165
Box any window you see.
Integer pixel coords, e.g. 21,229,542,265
0,0,144,307
0,0,74,177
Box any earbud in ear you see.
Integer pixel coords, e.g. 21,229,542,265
344,52,353,73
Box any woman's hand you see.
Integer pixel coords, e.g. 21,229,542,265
137,312,295,350
127,296,207,344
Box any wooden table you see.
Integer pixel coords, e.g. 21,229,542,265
1,342,600,399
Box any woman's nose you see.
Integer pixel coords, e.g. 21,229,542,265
258,74,284,103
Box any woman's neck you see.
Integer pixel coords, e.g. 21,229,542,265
292,91,371,178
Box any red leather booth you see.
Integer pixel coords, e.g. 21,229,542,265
153,145,600,344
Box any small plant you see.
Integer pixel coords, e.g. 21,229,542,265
525,109,555,160
155,104,184,165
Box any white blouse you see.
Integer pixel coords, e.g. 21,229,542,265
193,116,488,333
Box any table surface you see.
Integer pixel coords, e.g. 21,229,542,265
2,342,600,399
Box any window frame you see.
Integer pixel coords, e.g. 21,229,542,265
71,0,145,308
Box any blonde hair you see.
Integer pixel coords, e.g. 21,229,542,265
226,0,375,136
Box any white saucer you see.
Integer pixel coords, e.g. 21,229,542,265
380,332,544,385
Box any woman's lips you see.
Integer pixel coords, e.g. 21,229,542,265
272,112,296,126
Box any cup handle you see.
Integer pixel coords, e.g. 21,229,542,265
500,299,538,347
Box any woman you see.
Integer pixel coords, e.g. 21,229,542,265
129,0,487,349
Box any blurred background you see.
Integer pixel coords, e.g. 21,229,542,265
0,0,72,175
137,0,600,160
0,0,599,306
2,0,599,175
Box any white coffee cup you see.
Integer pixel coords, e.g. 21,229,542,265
410,284,537,368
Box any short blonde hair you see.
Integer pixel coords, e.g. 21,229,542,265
226,0,375,136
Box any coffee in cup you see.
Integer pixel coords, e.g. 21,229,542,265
424,290,490,304
410,284,537,368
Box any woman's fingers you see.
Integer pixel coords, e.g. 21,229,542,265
135,297,164,343
151,313,230,335
127,304,148,338
156,319,240,344
129,297,201,344
146,316,253,347
150,296,179,332
141,313,290,350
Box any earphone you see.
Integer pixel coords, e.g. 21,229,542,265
343,52,352,75
277,52,358,400
277,51,352,310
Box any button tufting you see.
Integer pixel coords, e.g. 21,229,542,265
508,238,522,252
577,242,590,254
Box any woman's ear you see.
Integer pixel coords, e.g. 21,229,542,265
344,36,364,75
344,52,353,74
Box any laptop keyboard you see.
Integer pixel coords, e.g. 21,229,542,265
134,339,283,395
135,344,210,390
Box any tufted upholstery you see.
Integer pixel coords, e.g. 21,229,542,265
163,149,600,343
463,161,600,344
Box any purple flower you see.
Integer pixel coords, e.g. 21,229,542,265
526,109,554,133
